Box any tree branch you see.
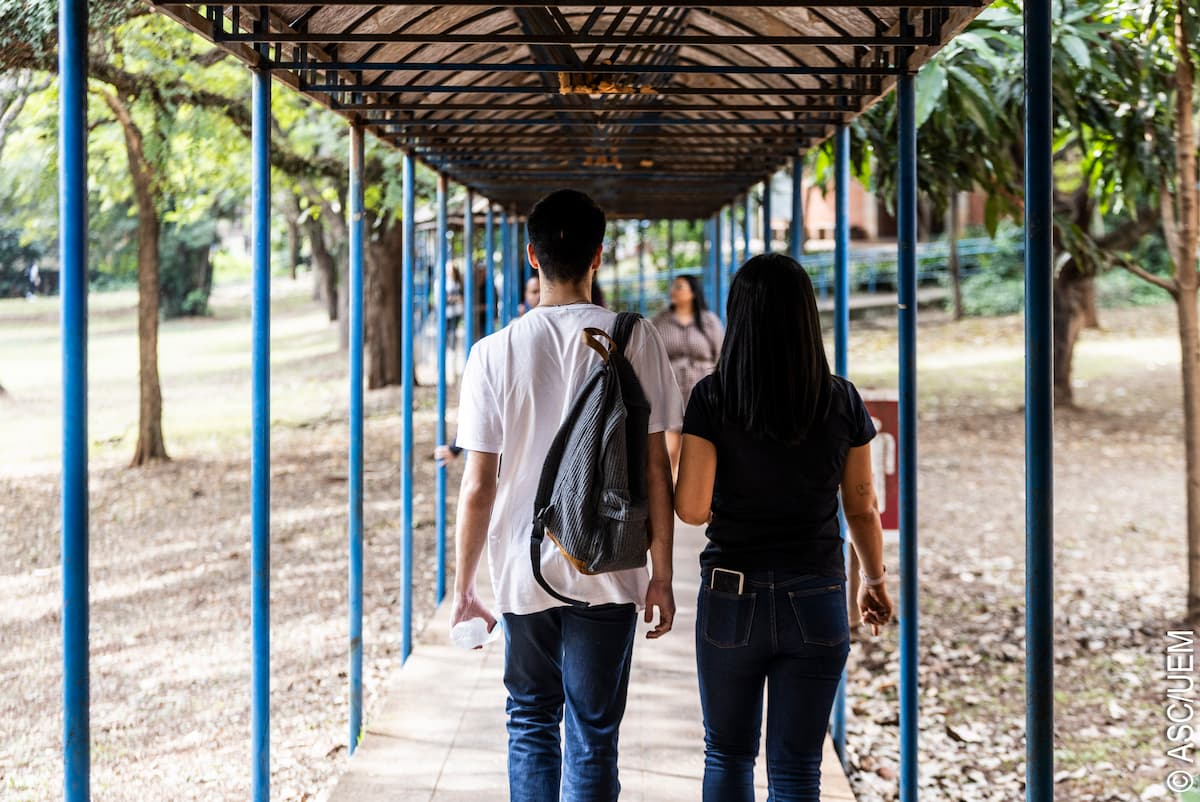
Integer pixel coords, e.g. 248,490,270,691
0,73,51,157
1114,256,1180,296
89,58,345,184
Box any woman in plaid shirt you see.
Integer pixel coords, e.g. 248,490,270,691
651,274,724,474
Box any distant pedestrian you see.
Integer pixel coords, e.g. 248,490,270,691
675,253,893,802
517,273,540,316
651,274,724,474
24,263,40,300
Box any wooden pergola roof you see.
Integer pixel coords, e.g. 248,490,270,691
152,2,986,218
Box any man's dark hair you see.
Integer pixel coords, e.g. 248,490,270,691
526,189,607,284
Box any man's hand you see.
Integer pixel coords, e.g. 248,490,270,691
644,578,675,639
451,586,498,646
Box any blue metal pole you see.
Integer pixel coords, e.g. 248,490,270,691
250,66,272,802
742,190,753,259
520,214,531,289
637,222,646,316
464,189,476,355
435,174,449,606
1025,0,1055,798
611,227,621,310
831,124,851,764
708,215,719,315
512,215,522,318
725,202,736,306
499,210,511,325
666,220,675,287
59,1,90,798
897,69,920,802
400,151,416,663
790,155,805,263
485,205,496,335
347,123,365,755
761,176,773,251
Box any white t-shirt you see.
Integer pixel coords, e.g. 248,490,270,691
456,303,683,615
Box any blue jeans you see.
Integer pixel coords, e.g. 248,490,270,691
696,570,850,802
502,603,638,802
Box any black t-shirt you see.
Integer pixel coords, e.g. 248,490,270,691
682,374,877,579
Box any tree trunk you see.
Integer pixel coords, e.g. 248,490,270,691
1081,277,1101,329
104,91,168,466
1180,289,1200,624
1168,7,1200,624
324,196,350,349
1052,260,1091,407
365,215,404,389
947,197,963,320
337,250,350,351
282,196,298,282
305,213,338,322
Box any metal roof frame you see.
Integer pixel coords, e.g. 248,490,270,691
150,2,985,216
152,1,984,217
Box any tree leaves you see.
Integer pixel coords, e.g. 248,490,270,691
914,61,948,130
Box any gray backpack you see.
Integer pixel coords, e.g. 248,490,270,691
529,312,651,607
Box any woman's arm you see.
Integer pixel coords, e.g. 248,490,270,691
841,444,893,633
840,444,885,577
675,434,717,526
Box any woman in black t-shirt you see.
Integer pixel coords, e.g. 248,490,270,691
675,253,893,802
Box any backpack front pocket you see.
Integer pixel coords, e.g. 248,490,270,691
587,489,649,573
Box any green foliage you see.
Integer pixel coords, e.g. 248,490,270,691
0,224,42,297
159,213,222,317
959,270,1026,317
952,227,1175,317
952,222,1026,316
0,0,142,71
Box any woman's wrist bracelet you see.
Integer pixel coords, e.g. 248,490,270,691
862,565,887,587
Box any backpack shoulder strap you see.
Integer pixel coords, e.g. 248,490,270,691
527,368,600,609
612,311,642,356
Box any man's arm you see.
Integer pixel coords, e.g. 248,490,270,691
644,430,675,639
451,450,501,634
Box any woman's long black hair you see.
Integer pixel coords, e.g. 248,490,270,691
713,253,832,442
669,273,709,332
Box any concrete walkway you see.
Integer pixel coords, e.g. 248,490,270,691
327,523,856,801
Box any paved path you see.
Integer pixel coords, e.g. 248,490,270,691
327,523,856,801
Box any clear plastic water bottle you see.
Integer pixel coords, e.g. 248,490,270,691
451,617,497,650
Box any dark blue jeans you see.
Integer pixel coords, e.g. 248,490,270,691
696,570,850,802
502,603,638,802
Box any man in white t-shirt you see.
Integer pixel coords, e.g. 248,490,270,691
451,189,681,801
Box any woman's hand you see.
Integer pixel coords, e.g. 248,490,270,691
858,582,894,636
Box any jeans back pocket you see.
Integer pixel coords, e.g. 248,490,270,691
700,585,756,648
787,584,849,647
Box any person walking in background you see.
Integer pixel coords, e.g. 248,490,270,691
517,273,541,316
451,189,681,802
674,253,893,802
651,274,724,475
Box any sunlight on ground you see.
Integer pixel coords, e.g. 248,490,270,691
0,284,1180,469
0,278,347,469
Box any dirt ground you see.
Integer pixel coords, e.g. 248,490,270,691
0,279,1188,801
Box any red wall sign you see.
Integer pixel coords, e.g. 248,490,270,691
860,390,898,535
